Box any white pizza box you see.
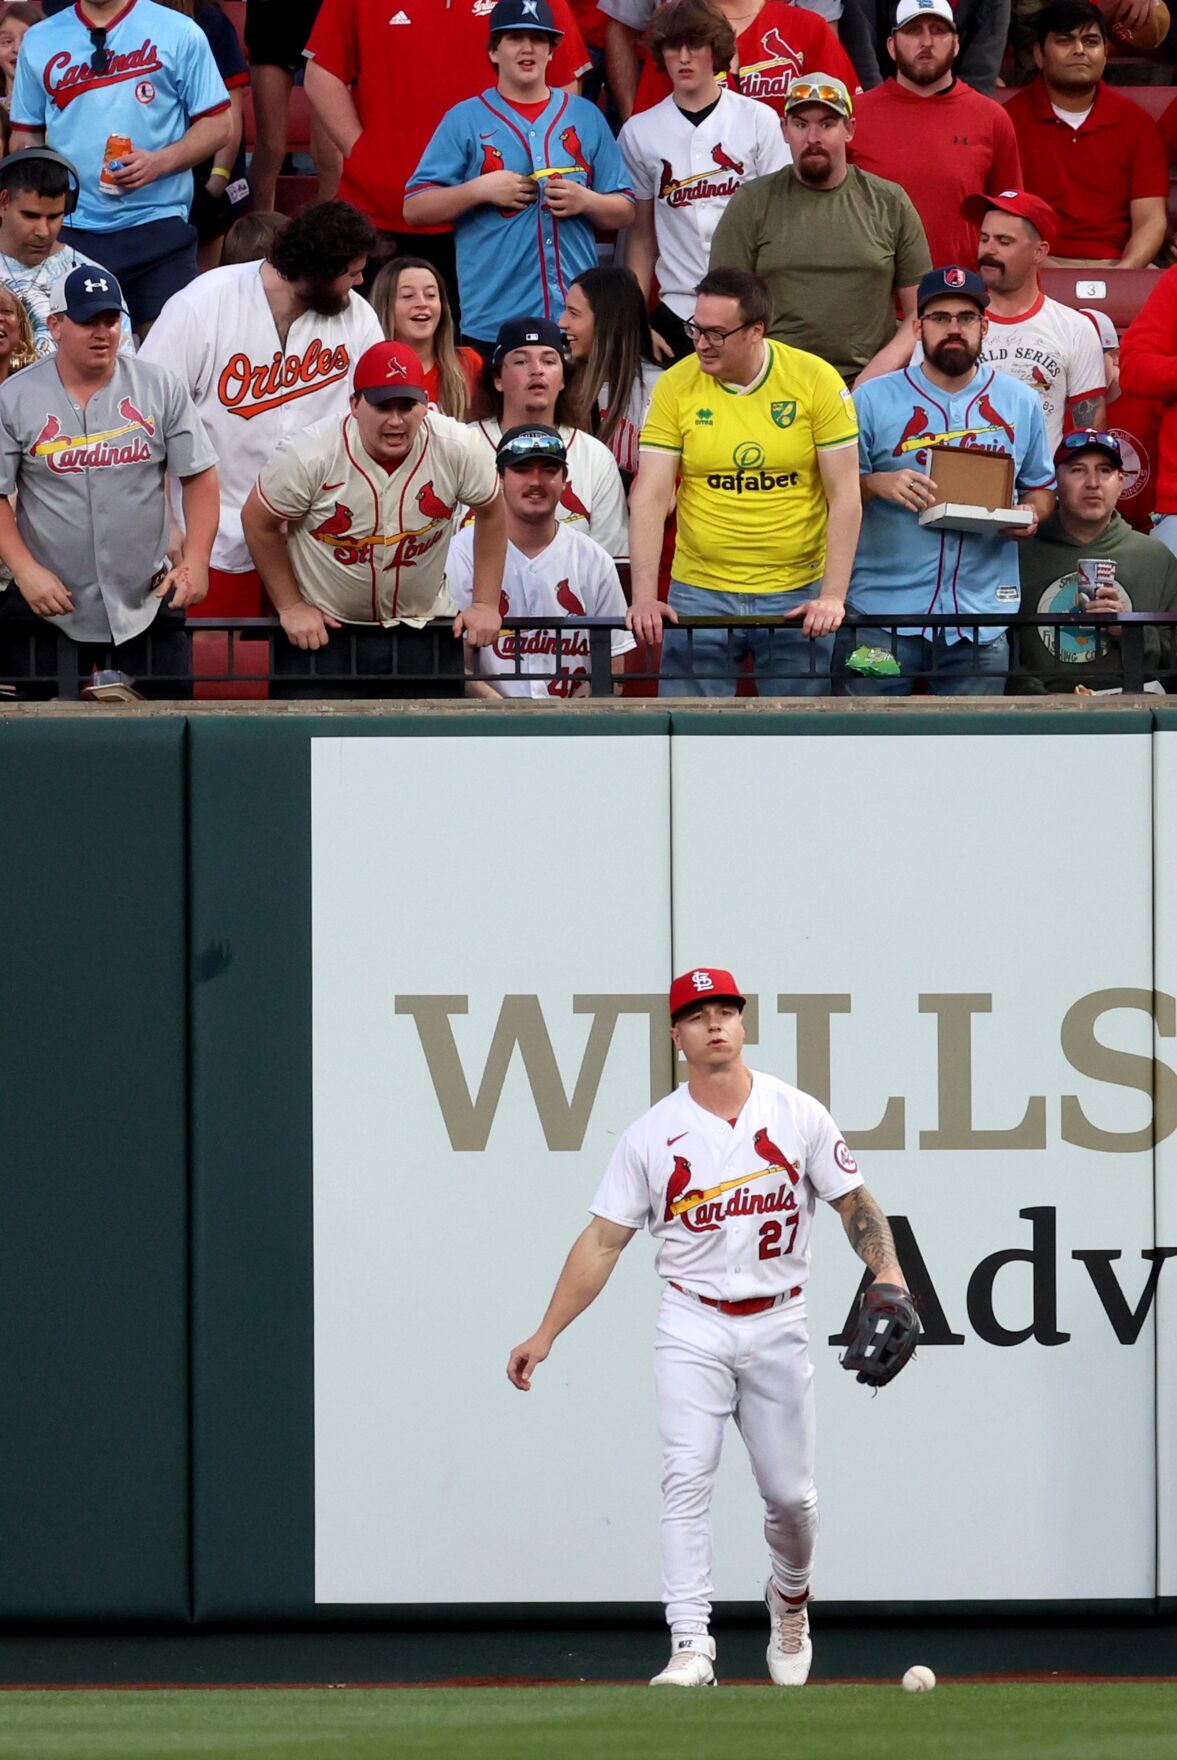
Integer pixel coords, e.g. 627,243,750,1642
918,503,1035,536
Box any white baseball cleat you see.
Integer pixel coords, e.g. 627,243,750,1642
649,1632,717,1686
765,1581,812,1686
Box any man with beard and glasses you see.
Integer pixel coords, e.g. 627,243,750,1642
838,265,1055,695
139,200,383,621
1003,1,1167,268
960,190,1105,453
849,0,1021,271
709,73,930,385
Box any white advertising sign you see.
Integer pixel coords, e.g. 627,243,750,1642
313,730,1168,1605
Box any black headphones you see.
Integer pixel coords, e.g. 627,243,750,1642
0,147,81,216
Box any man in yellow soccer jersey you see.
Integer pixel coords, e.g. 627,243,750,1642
627,268,861,695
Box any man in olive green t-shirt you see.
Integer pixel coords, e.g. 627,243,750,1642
709,72,931,384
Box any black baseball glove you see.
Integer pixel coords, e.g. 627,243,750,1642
841,1283,919,1387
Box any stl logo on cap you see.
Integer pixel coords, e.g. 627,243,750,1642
944,267,966,288
691,971,715,993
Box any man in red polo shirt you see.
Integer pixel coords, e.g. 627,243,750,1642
1003,0,1167,268
303,0,589,290
849,0,1021,269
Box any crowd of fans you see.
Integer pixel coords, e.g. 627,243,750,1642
0,0,1175,701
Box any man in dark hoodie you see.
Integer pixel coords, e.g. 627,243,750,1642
1011,428,1177,692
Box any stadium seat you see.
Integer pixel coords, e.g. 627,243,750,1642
1040,266,1162,328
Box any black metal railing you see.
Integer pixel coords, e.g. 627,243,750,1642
1,611,1175,699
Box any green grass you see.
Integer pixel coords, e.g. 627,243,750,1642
0,1685,1173,1760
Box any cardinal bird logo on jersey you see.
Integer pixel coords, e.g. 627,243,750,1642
1030,364,1051,395
310,500,365,563
977,392,1014,447
753,1126,799,1185
499,588,510,617
893,406,930,457
118,396,156,437
762,25,799,61
658,158,675,198
479,137,505,175
559,124,591,176
711,142,745,176
664,1154,720,1233
559,482,590,519
28,413,62,456
417,481,455,522
556,580,585,616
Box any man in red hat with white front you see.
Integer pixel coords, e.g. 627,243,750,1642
964,190,1105,453
241,340,505,697
508,966,910,1688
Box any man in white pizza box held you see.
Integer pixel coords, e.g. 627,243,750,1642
507,965,912,1687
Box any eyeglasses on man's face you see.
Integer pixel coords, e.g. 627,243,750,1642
685,317,750,347
920,309,984,329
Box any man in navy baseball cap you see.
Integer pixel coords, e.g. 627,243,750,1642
488,0,563,39
916,265,989,312
491,316,568,366
48,264,127,323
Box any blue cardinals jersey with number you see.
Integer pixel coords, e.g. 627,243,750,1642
11,0,230,231
407,87,632,341
849,362,1055,642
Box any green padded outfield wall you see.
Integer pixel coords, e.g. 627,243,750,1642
0,720,189,1620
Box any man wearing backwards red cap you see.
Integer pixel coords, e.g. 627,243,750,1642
242,340,506,697
961,190,1105,454
508,966,908,1689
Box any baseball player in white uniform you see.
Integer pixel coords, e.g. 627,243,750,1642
508,967,908,1686
448,423,635,696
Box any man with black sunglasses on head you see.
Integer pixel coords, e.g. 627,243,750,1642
9,0,232,333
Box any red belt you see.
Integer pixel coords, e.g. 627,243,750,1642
670,1281,801,1316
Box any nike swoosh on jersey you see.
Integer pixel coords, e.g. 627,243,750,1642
666,1131,688,1145
322,481,345,491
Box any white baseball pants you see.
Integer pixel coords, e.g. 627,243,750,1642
654,1283,818,1629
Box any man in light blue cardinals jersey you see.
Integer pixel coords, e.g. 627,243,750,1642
10,0,231,330
840,265,1056,695
403,0,633,357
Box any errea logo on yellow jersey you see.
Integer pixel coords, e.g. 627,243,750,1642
695,408,713,426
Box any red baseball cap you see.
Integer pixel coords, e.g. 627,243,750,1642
353,341,429,405
962,189,1057,251
669,967,746,1020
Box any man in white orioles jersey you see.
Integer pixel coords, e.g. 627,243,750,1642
507,967,908,1687
447,424,634,697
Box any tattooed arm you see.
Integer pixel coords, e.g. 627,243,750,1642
828,1186,907,1288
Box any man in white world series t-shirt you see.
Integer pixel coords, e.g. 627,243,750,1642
966,189,1105,451
507,967,911,1687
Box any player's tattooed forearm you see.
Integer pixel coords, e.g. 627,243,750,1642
834,1187,897,1275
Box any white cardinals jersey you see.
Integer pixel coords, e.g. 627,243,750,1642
257,409,498,627
447,522,635,696
138,262,384,572
914,293,1104,455
591,1071,862,1302
619,88,791,319
469,418,629,561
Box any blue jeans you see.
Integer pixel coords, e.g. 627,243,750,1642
659,580,832,698
833,627,1009,696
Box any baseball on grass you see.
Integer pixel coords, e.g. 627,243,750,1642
902,1666,936,1692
